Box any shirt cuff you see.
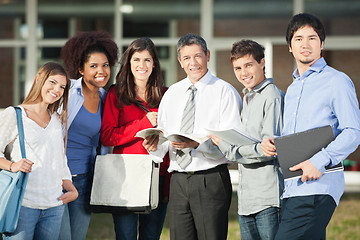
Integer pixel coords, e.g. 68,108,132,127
309,148,330,173
218,139,231,154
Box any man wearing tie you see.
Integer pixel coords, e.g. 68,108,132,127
143,33,242,240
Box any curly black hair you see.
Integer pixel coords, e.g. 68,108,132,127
61,31,119,79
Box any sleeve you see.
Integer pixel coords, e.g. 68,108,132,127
62,154,72,181
147,91,170,160
218,96,284,164
0,107,18,159
100,87,153,147
310,75,360,172
198,83,243,160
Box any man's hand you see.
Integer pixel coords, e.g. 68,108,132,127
171,136,199,150
143,135,159,152
261,138,277,157
209,134,221,146
290,160,323,183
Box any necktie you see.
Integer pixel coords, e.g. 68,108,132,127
176,85,197,169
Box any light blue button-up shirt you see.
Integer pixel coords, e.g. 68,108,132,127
281,57,360,205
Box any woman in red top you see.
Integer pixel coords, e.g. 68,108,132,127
101,37,170,240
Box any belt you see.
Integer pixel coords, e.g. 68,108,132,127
71,173,89,177
174,164,228,175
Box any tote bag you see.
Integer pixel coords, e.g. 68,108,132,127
90,154,159,214
0,107,28,233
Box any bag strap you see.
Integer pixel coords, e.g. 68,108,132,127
13,106,26,159
136,100,150,113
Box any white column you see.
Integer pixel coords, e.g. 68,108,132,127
264,40,273,78
114,0,122,45
25,0,38,95
293,0,304,15
113,0,122,84
168,20,178,86
200,0,216,75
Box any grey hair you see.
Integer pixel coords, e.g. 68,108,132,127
176,33,208,58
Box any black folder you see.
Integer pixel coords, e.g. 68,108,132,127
274,125,343,180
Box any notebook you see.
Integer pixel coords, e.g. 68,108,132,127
274,125,343,180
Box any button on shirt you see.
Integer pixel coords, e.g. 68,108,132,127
218,78,284,215
282,57,360,205
150,70,243,172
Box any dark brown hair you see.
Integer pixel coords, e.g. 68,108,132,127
116,37,163,109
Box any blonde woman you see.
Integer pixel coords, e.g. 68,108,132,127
0,62,78,240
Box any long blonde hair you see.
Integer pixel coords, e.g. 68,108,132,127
23,62,70,147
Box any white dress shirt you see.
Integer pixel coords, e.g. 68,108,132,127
0,106,72,209
151,70,242,172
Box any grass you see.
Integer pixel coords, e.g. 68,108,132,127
86,192,360,240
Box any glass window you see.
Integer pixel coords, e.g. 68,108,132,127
214,0,292,37
305,0,360,35
0,0,25,39
0,48,18,107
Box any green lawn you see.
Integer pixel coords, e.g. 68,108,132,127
86,192,360,240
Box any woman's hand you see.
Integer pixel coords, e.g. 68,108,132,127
59,179,79,204
143,135,159,152
11,159,34,173
146,112,158,127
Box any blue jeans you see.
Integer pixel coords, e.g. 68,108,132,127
112,176,168,240
238,207,280,240
59,174,92,240
3,205,65,240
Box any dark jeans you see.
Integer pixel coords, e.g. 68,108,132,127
275,195,336,240
112,176,168,240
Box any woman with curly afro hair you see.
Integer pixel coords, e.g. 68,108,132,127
59,31,119,240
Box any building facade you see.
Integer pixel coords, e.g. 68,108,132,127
1,0,360,162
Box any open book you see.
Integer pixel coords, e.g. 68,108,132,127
205,128,260,145
136,128,209,145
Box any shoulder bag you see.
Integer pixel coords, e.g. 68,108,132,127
0,106,29,233
90,100,159,214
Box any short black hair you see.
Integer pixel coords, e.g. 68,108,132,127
286,13,326,46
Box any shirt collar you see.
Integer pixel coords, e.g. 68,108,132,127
71,77,107,102
183,69,212,92
72,77,84,96
292,57,327,80
242,78,273,95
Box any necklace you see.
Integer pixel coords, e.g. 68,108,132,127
25,108,50,127
36,116,50,127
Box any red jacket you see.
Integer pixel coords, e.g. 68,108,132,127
101,85,171,199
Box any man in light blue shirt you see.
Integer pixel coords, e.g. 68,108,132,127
262,13,360,239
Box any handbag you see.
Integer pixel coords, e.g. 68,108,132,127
90,154,159,214
0,106,29,233
90,100,160,214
